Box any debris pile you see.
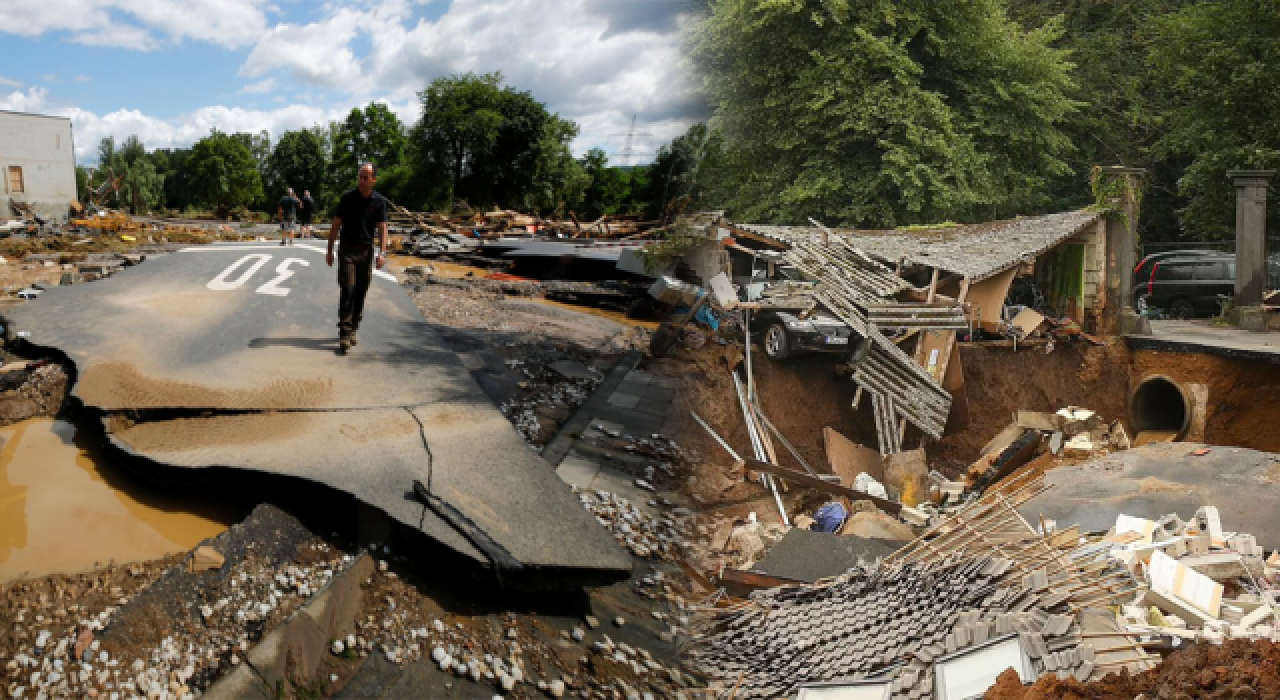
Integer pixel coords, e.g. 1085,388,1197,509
1101,505,1280,644
495,354,606,446
2,540,353,700
0,360,69,425
348,556,699,699
968,406,1129,490
389,200,662,240
688,552,1094,699
686,456,1280,699
574,488,695,561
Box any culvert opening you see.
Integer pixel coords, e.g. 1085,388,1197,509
1128,375,1192,441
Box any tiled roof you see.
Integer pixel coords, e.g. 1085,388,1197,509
690,555,1092,699
735,209,1104,282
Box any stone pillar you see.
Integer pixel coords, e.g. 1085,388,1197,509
1228,171,1274,325
1098,166,1148,335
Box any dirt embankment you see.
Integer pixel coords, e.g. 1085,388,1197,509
929,341,1131,476
658,343,864,505
985,639,1280,700
1132,350,1280,453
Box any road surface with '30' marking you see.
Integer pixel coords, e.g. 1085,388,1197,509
1,243,631,584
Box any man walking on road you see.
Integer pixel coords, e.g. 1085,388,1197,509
326,164,388,353
278,187,301,246
299,190,315,239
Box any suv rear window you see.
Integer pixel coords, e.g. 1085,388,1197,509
1194,261,1229,280
1157,263,1194,281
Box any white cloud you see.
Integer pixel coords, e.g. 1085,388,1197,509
0,76,21,89
2,87,416,163
241,0,706,159
0,87,52,113
0,0,269,50
241,78,276,94
4,0,707,165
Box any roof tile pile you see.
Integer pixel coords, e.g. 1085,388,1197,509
690,554,1094,699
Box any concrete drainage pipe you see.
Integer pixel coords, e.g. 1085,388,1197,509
1127,375,1194,441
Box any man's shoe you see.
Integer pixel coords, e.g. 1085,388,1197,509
349,331,359,346
339,336,352,353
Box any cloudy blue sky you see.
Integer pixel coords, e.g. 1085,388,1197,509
0,0,705,165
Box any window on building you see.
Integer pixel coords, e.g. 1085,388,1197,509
7,166,23,194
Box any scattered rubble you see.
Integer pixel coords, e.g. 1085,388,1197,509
574,488,695,561
0,360,68,425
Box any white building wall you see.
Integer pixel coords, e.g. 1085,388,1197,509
0,111,77,223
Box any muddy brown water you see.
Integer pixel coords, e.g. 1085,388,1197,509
0,418,249,583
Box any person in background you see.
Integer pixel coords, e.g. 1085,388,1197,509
299,190,315,239
277,188,300,246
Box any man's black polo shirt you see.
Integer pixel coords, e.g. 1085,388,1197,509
335,188,387,248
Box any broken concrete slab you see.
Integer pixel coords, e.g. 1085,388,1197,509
1020,443,1280,551
1,243,631,582
750,527,899,583
1180,553,1249,581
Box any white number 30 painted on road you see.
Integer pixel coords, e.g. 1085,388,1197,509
207,254,311,297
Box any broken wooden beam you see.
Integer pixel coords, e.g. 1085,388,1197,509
742,458,902,515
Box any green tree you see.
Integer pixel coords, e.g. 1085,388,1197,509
266,130,325,203
327,104,407,197
410,72,506,206
1148,0,1280,239
154,147,196,212
92,135,165,214
640,123,731,221
1007,0,1191,241
75,165,90,205
407,72,590,213
580,149,642,219
188,129,264,212
691,0,1078,226
518,115,590,213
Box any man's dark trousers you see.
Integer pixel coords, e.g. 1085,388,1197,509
338,244,374,337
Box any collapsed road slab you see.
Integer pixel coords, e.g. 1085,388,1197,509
1,243,632,581
1019,442,1280,550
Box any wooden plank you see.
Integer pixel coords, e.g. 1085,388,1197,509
967,267,1018,332
726,224,790,250
720,568,805,596
941,341,969,435
823,427,884,485
743,458,903,515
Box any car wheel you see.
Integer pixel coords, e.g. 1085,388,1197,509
763,323,792,361
1169,298,1195,320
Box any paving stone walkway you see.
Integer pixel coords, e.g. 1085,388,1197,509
553,368,680,515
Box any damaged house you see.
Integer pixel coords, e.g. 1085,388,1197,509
685,208,1116,461
0,110,77,225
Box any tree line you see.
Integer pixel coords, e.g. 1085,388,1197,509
680,0,1280,242
79,72,682,223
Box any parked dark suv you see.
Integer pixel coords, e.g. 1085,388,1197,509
1137,255,1235,318
1132,249,1220,291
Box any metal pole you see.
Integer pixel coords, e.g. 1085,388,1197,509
744,308,754,402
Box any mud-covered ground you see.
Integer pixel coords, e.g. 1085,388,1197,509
986,639,1280,700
